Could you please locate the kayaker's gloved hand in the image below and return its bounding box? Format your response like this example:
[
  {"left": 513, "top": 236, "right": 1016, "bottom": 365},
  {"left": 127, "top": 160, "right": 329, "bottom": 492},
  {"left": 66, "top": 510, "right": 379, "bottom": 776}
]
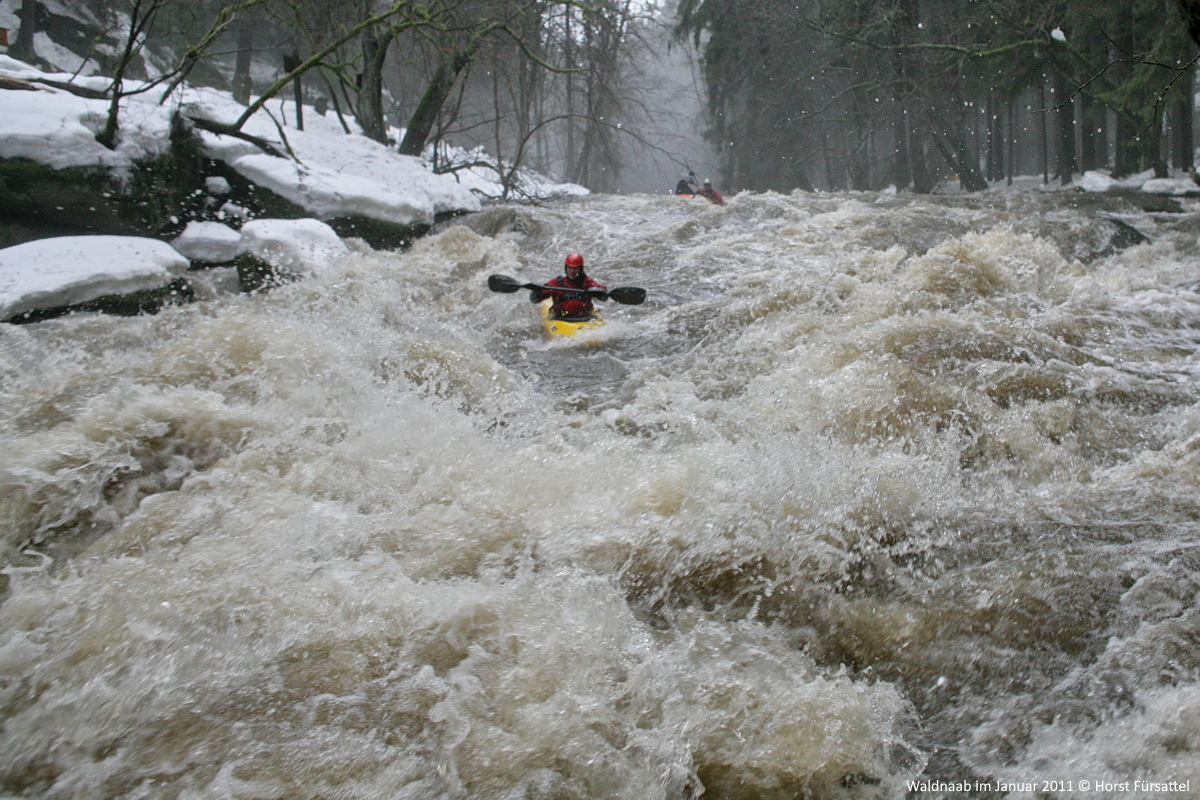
[
  {"left": 589, "top": 290, "right": 609, "bottom": 302},
  {"left": 529, "top": 290, "right": 542, "bottom": 303}
]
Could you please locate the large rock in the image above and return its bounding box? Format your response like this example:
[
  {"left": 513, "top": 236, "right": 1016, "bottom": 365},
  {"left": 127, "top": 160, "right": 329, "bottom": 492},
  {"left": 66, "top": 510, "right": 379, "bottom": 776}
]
[
  {"left": 233, "top": 218, "right": 350, "bottom": 292},
  {"left": 170, "top": 221, "right": 242, "bottom": 265},
  {"left": 0, "top": 235, "right": 193, "bottom": 323}
]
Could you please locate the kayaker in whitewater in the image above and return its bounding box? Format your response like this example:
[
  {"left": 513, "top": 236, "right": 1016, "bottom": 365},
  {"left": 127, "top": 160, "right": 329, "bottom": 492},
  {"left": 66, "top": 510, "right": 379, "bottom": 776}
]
[
  {"left": 697, "top": 178, "right": 725, "bottom": 205},
  {"left": 529, "top": 253, "right": 608, "bottom": 320},
  {"left": 674, "top": 175, "right": 695, "bottom": 195}
]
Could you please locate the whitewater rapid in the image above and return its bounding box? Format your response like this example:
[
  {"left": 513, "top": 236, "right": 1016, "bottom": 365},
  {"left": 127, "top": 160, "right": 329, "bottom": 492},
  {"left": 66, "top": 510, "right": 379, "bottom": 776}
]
[{"left": 3, "top": 188, "right": 1200, "bottom": 798}]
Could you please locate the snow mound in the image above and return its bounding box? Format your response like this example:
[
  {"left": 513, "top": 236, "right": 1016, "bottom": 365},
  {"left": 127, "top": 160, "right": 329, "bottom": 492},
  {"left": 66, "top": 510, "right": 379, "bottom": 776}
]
[
  {"left": 171, "top": 221, "right": 242, "bottom": 263},
  {"left": 0, "top": 235, "right": 188, "bottom": 320},
  {"left": 1141, "top": 177, "right": 1200, "bottom": 196},
  {"left": 236, "top": 218, "right": 349, "bottom": 274},
  {"left": 1080, "top": 171, "right": 1116, "bottom": 193}
]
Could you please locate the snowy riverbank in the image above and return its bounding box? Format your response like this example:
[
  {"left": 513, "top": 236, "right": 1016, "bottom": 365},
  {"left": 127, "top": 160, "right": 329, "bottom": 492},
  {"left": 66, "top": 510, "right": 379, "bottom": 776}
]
[{"left": 0, "top": 53, "right": 589, "bottom": 321}]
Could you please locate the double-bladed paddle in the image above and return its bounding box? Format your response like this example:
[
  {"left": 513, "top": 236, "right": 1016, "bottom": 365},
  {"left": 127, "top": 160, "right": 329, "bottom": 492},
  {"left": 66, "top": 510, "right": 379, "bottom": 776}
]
[{"left": 488, "top": 274, "right": 646, "bottom": 305}]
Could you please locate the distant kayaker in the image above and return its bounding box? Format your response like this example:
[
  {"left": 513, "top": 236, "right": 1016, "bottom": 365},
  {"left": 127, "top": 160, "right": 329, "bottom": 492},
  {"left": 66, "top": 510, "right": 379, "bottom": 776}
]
[
  {"left": 674, "top": 175, "right": 694, "bottom": 195},
  {"left": 697, "top": 179, "right": 725, "bottom": 205},
  {"left": 530, "top": 253, "right": 608, "bottom": 320}
]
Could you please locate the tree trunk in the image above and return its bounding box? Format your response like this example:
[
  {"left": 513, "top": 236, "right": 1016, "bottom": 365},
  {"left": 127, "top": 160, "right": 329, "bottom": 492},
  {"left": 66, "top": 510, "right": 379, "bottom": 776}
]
[
  {"left": 1054, "top": 71, "right": 1075, "bottom": 185},
  {"left": 9, "top": 0, "right": 38, "bottom": 64},
  {"left": 1079, "top": 92, "right": 1101, "bottom": 173},
  {"left": 282, "top": 54, "right": 304, "bottom": 131},
  {"left": 986, "top": 93, "right": 1004, "bottom": 183},
  {"left": 564, "top": 9, "right": 577, "bottom": 183},
  {"left": 984, "top": 94, "right": 994, "bottom": 182},
  {"left": 1006, "top": 100, "right": 1014, "bottom": 186},
  {"left": 1039, "top": 82, "right": 1050, "bottom": 183},
  {"left": 848, "top": 91, "right": 871, "bottom": 190},
  {"left": 890, "top": 0, "right": 924, "bottom": 191},
  {"left": 398, "top": 50, "right": 473, "bottom": 157},
  {"left": 356, "top": 27, "right": 395, "bottom": 144},
  {"left": 1094, "top": 104, "right": 1109, "bottom": 173},
  {"left": 910, "top": 126, "right": 934, "bottom": 194},
  {"left": 1172, "top": 90, "right": 1194, "bottom": 173},
  {"left": 891, "top": 104, "right": 911, "bottom": 191},
  {"left": 98, "top": 0, "right": 159, "bottom": 150},
  {"left": 233, "top": 18, "right": 254, "bottom": 105},
  {"left": 1114, "top": 112, "right": 1136, "bottom": 177},
  {"left": 1178, "top": 0, "right": 1200, "bottom": 46},
  {"left": 821, "top": 130, "right": 836, "bottom": 189},
  {"left": 931, "top": 127, "right": 988, "bottom": 192}
]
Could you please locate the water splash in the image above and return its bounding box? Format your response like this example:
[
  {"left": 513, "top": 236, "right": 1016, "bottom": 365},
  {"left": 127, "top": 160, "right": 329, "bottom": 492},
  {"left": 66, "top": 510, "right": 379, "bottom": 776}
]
[{"left": 3, "top": 189, "right": 1200, "bottom": 797}]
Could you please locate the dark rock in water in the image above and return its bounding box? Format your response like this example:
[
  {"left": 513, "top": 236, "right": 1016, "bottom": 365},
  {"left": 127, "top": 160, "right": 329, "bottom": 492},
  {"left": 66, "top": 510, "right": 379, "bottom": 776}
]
[
  {"left": 5, "top": 278, "right": 195, "bottom": 324},
  {"left": 0, "top": 116, "right": 217, "bottom": 245},
  {"left": 1102, "top": 216, "right": 1150, "bottom": 250},
  {"left": 1048, "top": 187, "right": 1186, "bottom": 215},
  {"left": 447, "top": 206, "right": 539, "bottom": 239},
  {"left": 232, "top": 252, "right": 297, "bottom": 293},
  {"left": 1101, "top": 188, "right": 1189, "bottom": 214},
  {"left": 326, "top": 215, "right": 429, "bottom": 251},
  {"left": 1037, "top": 212, "right": 1151, "bottom": 265},
  {"left": 0, "top": 159, "right": 152, "bottom": 246}
]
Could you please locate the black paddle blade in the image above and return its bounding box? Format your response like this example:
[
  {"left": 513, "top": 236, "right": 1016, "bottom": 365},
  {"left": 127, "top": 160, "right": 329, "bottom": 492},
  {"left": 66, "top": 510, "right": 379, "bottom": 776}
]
[
  {"left": 488, "top": 274, "right": 522, "bottom": 293},
  {"left": 608, "top": 287, "right": 646, "bottom": 305}
]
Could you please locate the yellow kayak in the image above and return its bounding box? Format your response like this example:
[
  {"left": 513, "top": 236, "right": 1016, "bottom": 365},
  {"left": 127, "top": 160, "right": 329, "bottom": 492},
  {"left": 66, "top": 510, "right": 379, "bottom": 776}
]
[{"left": 539, "top": 299, "right": 604, "bottom": 338}]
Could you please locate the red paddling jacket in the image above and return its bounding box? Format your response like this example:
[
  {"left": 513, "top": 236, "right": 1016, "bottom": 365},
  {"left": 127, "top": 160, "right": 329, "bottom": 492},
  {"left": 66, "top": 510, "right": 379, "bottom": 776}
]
[{"left": 531, "top": 275, "right": 607, "bottom": 319}]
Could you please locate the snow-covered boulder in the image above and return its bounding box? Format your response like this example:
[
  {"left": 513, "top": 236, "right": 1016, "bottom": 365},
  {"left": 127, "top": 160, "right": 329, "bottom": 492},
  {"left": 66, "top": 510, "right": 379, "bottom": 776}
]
[
  {"left": 227, "top": 151, "right": 471, "bottom": 229},
  {"left": 1141, "top": 177, "right": 1200, "bottom": 196},
  {"left": 1080, "top": 171, "right": 1116, "bottom": 193},
  {"left": 205, "top": 176, "right": 232, "bottom": 195},
  {"left": 0, "top": 58, "right": 173, "bottom": 176},
  {"left": 0, "top": 235, "right": 191, "bottom": 322},
  {"left": 237, "top": 218, "right": 348, "bottom": 269},
  {"left": 171, "top": 221, "right": 242, "bottom": 264},
  {"left": 234, "top": 218, "right": 349, "bottom": 291}
]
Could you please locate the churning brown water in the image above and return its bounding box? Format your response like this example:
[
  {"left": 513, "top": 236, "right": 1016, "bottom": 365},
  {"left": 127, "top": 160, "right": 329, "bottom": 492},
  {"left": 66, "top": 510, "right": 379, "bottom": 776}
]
[{"left": 3, "top": 189, "right": 1200, "bottom": 799}]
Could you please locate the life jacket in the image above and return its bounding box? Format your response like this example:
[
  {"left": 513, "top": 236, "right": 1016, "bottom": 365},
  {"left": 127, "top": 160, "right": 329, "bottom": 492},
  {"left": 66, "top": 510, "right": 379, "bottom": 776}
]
[{"left": 543, "top": 275, "right": 606, "bottom": 319}]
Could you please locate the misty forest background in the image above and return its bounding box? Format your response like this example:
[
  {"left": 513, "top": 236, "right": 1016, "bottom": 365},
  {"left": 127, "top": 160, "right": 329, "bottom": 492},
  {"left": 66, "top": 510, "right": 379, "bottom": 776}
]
[{"left": 6, "top": 0, "right": 1200, "bottom": 197}]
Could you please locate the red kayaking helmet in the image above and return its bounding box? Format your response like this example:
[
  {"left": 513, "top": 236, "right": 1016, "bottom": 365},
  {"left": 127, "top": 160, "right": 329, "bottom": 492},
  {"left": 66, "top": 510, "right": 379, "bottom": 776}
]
[{"left": 564, "top": 253, "right": 585, "bottom": 268}]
